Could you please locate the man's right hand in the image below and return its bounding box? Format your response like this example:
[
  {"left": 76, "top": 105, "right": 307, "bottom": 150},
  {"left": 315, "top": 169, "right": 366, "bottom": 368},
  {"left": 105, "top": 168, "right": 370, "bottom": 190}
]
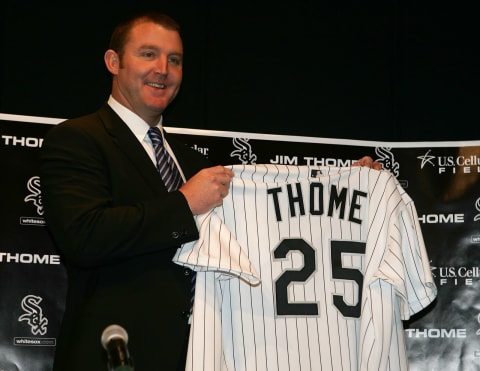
[{"left": 179, "top": 165, "right": 234, "bottom": 215}]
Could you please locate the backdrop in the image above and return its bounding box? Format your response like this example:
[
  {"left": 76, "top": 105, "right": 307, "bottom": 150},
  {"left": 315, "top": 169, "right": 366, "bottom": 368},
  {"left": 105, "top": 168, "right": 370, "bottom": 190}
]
[{"left": 1, "top": 113, "right": 480, "bottom": 370}]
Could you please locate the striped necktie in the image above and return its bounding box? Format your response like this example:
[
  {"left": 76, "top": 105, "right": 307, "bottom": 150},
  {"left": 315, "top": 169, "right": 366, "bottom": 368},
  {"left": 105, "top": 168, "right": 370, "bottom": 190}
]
[{"left": 147, "top": 127, "right": 183, "bottom": 192}]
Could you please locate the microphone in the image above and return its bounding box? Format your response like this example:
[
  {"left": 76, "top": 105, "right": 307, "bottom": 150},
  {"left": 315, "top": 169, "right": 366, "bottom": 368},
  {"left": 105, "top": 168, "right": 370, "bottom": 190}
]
[{"left": 101, "top": 324, "right": 135, "bottom": 371}]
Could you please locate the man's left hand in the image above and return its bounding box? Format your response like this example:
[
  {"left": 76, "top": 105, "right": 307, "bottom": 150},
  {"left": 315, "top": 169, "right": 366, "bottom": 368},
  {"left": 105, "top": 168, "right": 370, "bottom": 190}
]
[{"left": 352, "top": 156, "right": 382, "bottom": 170}]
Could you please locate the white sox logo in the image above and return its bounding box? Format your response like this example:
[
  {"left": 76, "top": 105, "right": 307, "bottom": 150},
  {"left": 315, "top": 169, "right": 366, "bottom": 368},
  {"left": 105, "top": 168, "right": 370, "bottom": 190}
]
[
  {"left": 24, "top": 176, "right": 43, "bottom": 216},
  {"left": 375, "top": 147, "right": 400, "bottom": 177},
  {"left": 474, "top": 198, "right": 480, "bottom": 222},
  {"left": 18, "top": 295, "right": 48, "bottom": 335},
  {"left": 230, "top": 138, "right": 257, "bottom": 164}
]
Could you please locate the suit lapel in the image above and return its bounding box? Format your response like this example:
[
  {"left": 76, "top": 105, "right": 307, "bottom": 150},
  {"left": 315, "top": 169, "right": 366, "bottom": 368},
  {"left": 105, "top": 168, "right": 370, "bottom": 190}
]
[{"left": 97, "top": 104, "right": 168, "bottom": 193}]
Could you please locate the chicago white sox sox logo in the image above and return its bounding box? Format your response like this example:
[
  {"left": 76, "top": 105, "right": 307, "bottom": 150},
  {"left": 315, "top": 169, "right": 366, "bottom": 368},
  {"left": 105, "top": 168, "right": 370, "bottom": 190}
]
[
  {"left": 24, "top": 176, "right": 44, "bottom": 216},
  {"left": 230, "top": 137, "right": 257, "bottom": 164},
  {"left": 18, "top": 295, "right": 49, "bottom": 335}
]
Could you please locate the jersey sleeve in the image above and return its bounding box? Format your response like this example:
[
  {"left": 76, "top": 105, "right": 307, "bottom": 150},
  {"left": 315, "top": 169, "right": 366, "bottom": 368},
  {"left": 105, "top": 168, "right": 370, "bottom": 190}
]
[
  {"left": 373, "top": 178, "right": 437, "bottom": 319},
  {"left": 396, "top": 198, "right": 437, "bottom": 317},
  {"left": 172, "top": 209, "right": 261, "bottom": 285}
]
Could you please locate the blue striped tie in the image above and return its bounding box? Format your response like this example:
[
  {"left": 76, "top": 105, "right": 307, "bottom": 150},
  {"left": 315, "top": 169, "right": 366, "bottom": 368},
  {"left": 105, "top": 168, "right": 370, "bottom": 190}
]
[
  {"left": 147, "top": 126, "right": 196, "bottom": 316},
  {"left": 147, "top": 127, "right": 183, "bottom": 192}
]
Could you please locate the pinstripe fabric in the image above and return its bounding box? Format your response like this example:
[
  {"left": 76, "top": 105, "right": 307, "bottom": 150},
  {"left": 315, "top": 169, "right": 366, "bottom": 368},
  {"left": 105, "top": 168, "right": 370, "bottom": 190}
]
[{"left": 173, "top": 165, "right": 437, "bottom": 371}]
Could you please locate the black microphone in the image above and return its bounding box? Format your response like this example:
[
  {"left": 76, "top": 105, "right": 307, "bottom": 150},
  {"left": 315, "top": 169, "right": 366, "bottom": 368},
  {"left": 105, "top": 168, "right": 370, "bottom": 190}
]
[{"left": 101, "top": 324, "right": 135, "bottom": 371}]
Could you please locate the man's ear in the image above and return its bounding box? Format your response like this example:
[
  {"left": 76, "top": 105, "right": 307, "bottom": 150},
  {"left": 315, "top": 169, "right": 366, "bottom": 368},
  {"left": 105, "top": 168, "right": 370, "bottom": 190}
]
[{"left": 104, "top": 49, "right": 120, "bottom": 74}]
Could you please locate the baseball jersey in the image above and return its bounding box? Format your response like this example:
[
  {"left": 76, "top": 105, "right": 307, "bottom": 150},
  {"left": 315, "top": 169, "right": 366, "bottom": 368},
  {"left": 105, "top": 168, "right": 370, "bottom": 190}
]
[{"left": 173, "top": 164, "right": 437, "bottom": 371}]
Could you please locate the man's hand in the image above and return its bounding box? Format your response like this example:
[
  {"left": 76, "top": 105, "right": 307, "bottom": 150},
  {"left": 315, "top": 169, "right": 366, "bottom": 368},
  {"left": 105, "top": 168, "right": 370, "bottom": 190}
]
[
  {"left": 352, "top": 156, "right": 382, "bottom": 170},
  {"left": 179, "top": 165, "right": 235, "bottom": 215}
]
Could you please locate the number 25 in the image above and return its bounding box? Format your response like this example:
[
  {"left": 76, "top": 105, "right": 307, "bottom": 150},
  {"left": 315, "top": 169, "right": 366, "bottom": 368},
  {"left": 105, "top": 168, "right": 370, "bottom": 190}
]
[{"left": 273, "top": 238, "right": 365, "bottom": 318}]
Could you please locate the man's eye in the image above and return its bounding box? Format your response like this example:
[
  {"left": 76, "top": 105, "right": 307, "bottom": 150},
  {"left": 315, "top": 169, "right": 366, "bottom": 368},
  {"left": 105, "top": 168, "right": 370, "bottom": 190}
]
[
  {"left": 142, "top": 51, "right": 155, "bottom": 59},
  {"left": 168, "top": 56, "right": 182, "bottom": 66}
]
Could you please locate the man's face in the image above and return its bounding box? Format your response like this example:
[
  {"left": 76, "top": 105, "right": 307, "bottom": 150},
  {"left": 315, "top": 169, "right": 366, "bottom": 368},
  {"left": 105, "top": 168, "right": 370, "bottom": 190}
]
[{"left": 110, "top": 21, "right": 183, "bottom": 124}]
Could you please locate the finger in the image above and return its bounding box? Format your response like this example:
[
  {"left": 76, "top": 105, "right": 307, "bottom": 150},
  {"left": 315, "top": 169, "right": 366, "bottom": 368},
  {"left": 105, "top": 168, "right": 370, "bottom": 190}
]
[
  {"left": 373, "top": 161, "right": 383, "bottom": 170},
  {"left": 219, "top": 166, "right": 235, "bottom": 178}
]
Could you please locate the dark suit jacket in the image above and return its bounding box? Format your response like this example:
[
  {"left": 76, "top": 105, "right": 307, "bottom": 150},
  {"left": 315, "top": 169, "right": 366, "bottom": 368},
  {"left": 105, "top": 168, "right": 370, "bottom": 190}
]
[{"left": 40, "top": 103, "right": 212, "bottom": 371}]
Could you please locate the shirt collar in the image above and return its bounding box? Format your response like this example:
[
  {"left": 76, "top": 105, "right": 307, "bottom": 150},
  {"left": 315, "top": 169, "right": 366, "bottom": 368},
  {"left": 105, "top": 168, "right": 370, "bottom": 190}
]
[{"left": 107, "top": 95, "right": 163, "bottom": 142}]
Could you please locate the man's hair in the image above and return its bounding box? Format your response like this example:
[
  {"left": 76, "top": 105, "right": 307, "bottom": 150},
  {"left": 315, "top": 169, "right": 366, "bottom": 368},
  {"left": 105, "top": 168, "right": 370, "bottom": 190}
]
[{"left": 109, "top": 12, "right": 181, "bottom": 57}]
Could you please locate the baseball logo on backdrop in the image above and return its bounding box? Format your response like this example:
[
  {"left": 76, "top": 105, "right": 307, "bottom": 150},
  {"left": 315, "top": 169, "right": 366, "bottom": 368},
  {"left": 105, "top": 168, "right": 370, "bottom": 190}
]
[
  {"left": 21, "top": 175, "right": 45, "bottom": 226},
  {"left": 15, "top": 294, "right": 56, "bottom": 347},
  {"left": 230, "top": 137, "right": 257, "bottom": 164}
]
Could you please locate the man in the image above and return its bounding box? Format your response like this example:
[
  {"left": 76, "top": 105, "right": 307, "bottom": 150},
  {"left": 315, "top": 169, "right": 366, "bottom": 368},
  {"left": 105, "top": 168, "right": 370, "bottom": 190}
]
[
  {"left": 40, "top": 11, "right": 380, "bottom": 371},
  {"left": 40, "top": 12, "right": 233, "bottom": 371}
]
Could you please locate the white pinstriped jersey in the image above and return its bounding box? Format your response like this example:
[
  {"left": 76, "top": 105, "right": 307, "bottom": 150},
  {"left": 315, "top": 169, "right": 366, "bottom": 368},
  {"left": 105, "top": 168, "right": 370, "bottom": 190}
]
[{"left": 173, "top": 164, "right": 437, "bottom": 371}]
